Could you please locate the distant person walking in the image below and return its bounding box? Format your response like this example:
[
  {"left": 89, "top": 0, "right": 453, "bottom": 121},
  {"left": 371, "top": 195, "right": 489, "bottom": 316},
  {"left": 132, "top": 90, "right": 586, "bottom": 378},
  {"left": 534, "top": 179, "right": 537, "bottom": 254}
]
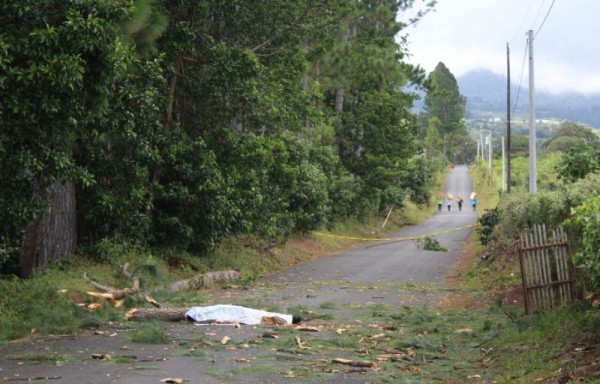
[
  {"left": 446, "top": 198, "right": 452, "bottom": 211},
  {"left": 437, "top": 196, "right": 443, "bottom": 212},
  {"left": 457, "top": 196, "right": 464, "bottom": 211},
  {"left": 470, "top": 192, "right": 478, "bottom": 212}
]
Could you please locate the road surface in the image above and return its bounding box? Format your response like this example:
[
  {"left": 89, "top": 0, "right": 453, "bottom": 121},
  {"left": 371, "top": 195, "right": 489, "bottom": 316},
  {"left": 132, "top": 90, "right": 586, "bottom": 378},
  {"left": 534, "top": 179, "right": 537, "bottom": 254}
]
[{"left": 0, "top": 165, "right": 479, "bottom": 384}]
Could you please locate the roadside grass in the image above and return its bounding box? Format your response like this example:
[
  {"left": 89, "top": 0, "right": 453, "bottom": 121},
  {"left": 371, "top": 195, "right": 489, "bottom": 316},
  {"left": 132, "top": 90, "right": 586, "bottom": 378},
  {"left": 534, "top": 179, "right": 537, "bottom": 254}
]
[
  {"left": 124, "top": 323, "right": 171, "bottom": 344},
  {"left": 8, "top": 351, "right": 76, "bottom": 365},
  {"left": 465, "top": 152, "right": 600, "bottom": 382},
  {"left": 487, "top": 303, "right": 600, "bottom": 383},
  {"left": 0, "top": 167, "right": 441, "bottom": 343}
]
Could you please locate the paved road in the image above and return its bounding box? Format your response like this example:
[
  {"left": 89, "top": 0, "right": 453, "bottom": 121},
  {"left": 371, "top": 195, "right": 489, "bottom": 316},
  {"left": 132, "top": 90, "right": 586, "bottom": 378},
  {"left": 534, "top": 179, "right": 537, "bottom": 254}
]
[
  {"left": 0, "top": 165, "right": 479, "bottom": 384},
  {"left": 249, "top": 164, "right": 478, "bottom": 308}
]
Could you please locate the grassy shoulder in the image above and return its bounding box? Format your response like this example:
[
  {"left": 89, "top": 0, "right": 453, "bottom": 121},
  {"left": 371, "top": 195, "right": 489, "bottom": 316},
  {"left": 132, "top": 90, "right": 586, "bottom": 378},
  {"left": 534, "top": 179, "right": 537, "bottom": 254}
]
[
  {"left": 452, "top": 158, "right": 600, "bottom": 383},
  {"left": 2, "top": 162, "right": 598, "bottom": 383},
  {"left": 0, "top": 190, "right": 438, "bottom": 343}
]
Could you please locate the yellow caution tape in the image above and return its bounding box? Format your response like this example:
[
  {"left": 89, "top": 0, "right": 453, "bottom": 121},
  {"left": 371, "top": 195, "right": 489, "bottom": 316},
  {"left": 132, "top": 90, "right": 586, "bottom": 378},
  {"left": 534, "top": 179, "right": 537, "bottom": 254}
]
[{"left": 313, "top": 223, "right": 478, "bottom": 242}]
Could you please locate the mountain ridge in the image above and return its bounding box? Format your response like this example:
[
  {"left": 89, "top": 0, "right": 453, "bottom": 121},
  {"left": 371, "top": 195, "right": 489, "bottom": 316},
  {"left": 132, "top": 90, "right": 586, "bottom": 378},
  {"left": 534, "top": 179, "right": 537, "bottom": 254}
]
[{"left": 457, "top": 69, "right": 600, "bottom": 129}]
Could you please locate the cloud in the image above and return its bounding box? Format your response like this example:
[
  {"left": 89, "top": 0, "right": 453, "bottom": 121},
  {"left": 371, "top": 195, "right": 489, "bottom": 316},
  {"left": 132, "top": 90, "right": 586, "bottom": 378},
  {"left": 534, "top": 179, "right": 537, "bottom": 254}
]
[{"left": 401, "top": 0, "right": 600, "bottom": 95}]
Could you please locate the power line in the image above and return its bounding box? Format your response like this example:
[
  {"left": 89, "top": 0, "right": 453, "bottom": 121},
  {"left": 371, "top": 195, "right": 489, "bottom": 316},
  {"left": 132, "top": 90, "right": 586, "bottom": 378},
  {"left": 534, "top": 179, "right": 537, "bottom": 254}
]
[
  {"left": 534, "top": 0, "right": 557, "bottom": 39},
  {"left": 510, "top": 0, "right": 535, "bottom": 43},
  {"left": 531, "top": 0, "right": 547, "bottom": 29},
  {"left": 512, "top": 39, "right": 529, "bottom": 115}
]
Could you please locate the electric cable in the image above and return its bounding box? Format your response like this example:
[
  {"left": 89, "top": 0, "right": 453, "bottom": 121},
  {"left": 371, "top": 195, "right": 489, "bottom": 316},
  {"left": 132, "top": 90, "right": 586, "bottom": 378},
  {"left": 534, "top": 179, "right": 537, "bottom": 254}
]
[
  {"left": 509, "top": 0, "right": 535, "bottom": 43},
  {"left": 512, "top": 39, "right": 529, "bottom": 115},
  {"left": 534, "top": 0, "right": 557, "bottom": 39},
  {"left": 531, "top": 0, "right": 547, "bottom": 30}
]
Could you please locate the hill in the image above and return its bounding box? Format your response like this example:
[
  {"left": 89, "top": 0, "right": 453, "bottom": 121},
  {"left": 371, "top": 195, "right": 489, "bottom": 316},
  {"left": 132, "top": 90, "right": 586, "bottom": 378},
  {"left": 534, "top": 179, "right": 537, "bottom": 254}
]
[{"left": 458, "top": 69, "right": 600, "bottom": 129}]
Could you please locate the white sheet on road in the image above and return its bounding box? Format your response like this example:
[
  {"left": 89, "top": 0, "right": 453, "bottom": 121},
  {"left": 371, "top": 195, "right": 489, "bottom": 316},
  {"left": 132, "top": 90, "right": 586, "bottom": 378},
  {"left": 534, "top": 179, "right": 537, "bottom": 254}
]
[{"left": 185, "top": 304, "right": 293, "bottom": 325}]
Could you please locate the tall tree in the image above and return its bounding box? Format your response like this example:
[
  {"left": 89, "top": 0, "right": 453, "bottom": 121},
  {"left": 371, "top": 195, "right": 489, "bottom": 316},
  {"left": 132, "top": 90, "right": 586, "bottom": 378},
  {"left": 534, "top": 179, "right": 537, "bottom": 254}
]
[
  {"left": 424, "top": 62, "right": 466, "bottom": 135},
  {"left": 318, "top": 0, "right": 430, "bottom": 210},
  {"left": 0, "top": 0, "right": 150, "bottom": 276},
  {"left": 423, "top": 62, "right": 473, "bottom": 161}
]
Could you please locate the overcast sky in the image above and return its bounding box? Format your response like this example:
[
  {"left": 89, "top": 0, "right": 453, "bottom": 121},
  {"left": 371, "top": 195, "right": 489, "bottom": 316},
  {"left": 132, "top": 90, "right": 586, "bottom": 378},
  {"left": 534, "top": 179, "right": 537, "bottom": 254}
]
[{"left": 402, "top": 0, "right": 600, "bottom": 95}]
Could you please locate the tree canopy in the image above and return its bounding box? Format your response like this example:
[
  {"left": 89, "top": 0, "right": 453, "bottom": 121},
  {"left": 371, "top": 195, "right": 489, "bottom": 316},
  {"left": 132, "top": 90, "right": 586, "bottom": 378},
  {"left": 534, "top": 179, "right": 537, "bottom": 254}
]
[
  {"left": 0, "top": 0, "right": 439, "bottom": 277},
  {"left": 421, "top": 62, "right": 475, "bottom": 163}
]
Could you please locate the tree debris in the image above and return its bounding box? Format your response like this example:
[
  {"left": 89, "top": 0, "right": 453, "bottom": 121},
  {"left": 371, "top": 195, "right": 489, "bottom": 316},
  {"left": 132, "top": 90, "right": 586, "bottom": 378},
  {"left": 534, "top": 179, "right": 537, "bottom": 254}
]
[
  {"left": 84, "top": 263, "right": 139, "bottom": 301},
  {"left": 2, "top": 376, "right": 62, "bottom": 382},
  {"left": 160, "top": 379, "right": 184, "bottom": 384},
  {"left": 295, "top": 336, "right": 310, "bottom": 350},
  {"left": 125, "top": 307, "right": 188, "bottom": 321},
  {"left": 169, "top": 270, "right": 241, "bottom": 291},
  {"left": 91, "top": 353, "right": 112, "bottom": 360},
  {"left": 332, "top": 358, "right": 378, "bottom": 368}
]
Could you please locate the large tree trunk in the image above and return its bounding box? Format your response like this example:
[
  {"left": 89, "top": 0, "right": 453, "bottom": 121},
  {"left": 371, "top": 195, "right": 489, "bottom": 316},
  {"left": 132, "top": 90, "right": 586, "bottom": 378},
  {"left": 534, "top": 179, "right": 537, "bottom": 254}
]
[
  {"left": 335, "top": 86, "right": 345, "bottom": 115},
  {"left": 20, "top": 181, "right": 77, "bottom": 278},
  {"left": 335, "top": 32, "right": 349, "bottom": 116}
]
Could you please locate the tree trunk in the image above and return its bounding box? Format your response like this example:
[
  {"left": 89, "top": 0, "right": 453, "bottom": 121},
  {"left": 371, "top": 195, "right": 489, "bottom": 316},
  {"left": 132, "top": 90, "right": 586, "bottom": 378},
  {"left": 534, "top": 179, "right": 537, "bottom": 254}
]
[
  {"left": 335, "top": 32, "right": 349, "bottom": 116},
  {"left": 126, "top": 307, "right": 189, "bottom": 322},
  {"left": 335, "top": 86, "right": 345, "bottom": 115},
  {"left": 20, "top": 181, "right": 77, "bottom": 278}
]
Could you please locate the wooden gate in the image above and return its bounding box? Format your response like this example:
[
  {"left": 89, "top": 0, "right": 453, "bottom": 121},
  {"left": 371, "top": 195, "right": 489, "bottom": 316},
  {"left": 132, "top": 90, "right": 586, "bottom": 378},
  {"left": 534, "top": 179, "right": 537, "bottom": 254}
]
[{"left": 518, "top": 224, "right": 575, "bottom": 315}]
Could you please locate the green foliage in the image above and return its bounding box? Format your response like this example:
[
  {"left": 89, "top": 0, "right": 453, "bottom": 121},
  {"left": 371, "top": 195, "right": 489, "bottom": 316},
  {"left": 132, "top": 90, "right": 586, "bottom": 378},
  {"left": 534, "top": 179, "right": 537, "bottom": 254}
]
[
  {"left": 563, "top": 195, "right": 600, "bottom": 294},
  {"left": 488, "top": 170, "right": 598, "bottom": 243},
  {"left": 0, "top": 0, "right": 164, "bottom": 274},
  {"left": 0, "top": 0, "right": 438, "bottom": 274},
  {"left": 414, "top": 236, "right": 447, "bottom": 252},
  {"left": 424, "top": 62, "right": 466, "bottom": 136},
  {"left": 125, "top": 323, "right": 170, "bottom": 344},
  {"left": 544, "top": 121, "right": 599, "bottom": 153},
  {"left": 490, "top": 304, "right": 600, "bottom": 383},
  {"left": 422, "top": 62, "right": 474, "bottom": 163},
  {"left": 0, "top": 275, "right": 85, "bottom": 340},
  {"left": 477, "top": 208, "right": 500, "bottom": 245},
  {"left": 556, "top": 143, "right": 600, "bottom": 183},
  {"left": 337, "top": 90, "right": 420, "bottom": 211}
]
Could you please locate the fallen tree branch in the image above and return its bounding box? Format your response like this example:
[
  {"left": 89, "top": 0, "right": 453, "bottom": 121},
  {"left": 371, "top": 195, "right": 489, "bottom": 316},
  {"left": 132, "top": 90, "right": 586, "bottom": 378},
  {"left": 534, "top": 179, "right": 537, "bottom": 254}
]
[
  {"left": 169, "top": 270, "right": 241, "bottom": 292},
  {"left": 84, "top": 266, "right": 242, "bottom": 321},
  {"left": 85, "top": 267, "right": 240, "bottom": 303},
  {"left": 84, "top": 263, "right": 139, "bottom": 300},
  {"left": 332, "top": 358, "right": 378, "bottom": 368},
  {"left": 2, "top": 377, "right": 61, "bottom": 382},
  {"left": 126, "top": 307, "right": 189, "bottom": 322}
]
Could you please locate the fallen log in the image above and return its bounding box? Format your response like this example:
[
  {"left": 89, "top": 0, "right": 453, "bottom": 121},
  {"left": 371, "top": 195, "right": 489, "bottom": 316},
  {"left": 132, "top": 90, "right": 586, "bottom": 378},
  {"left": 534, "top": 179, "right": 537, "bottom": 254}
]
[
  {"left": 85, "top": 268, "right": 240, "bottom": 303},
  {"left": 84, "top": 266, "right": 242, "bottom": 322},
  {"left": 126, "top": 307, "right": 189, "bottom": 322},
  {"left": 332, "top": 358, "right": 378, "bottom": 368},
  {"left": 169, "top": 269, "right": 241, "bottom": 292}
]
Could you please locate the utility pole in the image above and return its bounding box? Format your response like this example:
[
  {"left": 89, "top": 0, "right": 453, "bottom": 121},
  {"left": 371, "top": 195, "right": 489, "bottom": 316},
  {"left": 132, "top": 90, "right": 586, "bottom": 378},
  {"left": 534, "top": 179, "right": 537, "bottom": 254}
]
[
  {"left": 501, "top": 136, "right": 506, "bottom": 192},
  {"left": 480, "top": 131, "right": 485, "bottom": 160},
  {"left": 488, "top": 131, "right": 493, "bottom": 188},
  {"left": 528, "top": 30, "right": 537, "bottom": 193},
  {"left": 506, "top": 43, "right": 512, "bottom": 193}
]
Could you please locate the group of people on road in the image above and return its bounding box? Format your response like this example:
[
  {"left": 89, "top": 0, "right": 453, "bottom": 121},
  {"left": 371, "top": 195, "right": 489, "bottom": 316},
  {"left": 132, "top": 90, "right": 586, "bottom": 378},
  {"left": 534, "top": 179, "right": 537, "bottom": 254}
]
[
  {"left": 437, "top": 192, "right": 477, "bottom": 212},
  {"left": 437, "top": 163, "right": 478, "bottom": 212}
]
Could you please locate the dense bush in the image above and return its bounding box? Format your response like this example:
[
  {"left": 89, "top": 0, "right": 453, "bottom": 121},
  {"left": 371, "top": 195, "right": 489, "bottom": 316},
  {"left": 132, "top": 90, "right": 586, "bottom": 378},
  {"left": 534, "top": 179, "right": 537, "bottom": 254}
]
[
  {"left": 491, "top": 172, "right": 600, "bottom": 242},
  {"left": 563, "top": 195, "right": 600, "bottom": 294},
  {"left": 477, "top": 208, "right": 499, "bottom": 246},
  {"left": 556, "top": 143, "right": 600, "bottom": 183},
  {"left": 488, "top": 172, "right": 600, "bottom": 293}
]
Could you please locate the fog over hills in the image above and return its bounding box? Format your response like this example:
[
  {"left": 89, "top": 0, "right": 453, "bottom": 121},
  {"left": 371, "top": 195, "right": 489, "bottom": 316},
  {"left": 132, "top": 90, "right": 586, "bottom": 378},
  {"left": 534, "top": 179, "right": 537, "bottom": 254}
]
[{"left": 457, "top": 69, "right": 600, "bottom": 129}]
